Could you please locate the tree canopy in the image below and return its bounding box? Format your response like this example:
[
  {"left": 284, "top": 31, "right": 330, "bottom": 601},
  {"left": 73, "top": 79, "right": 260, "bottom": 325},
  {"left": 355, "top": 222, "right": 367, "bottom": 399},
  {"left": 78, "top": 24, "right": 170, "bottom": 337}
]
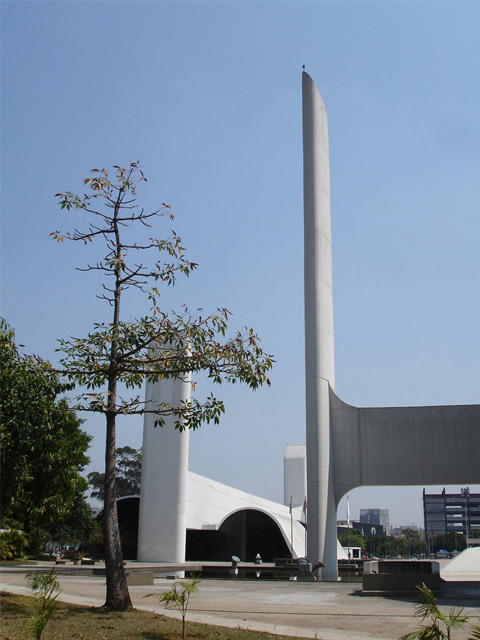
[
  {"left": 51, "top": 164, "right": 274, "bottom": 431},
  {"left": 0, "top": 319, "right": 91, "bottom": 534},
  {"left": 48, "top": 485, "right": 97, "bottom": 550},
  {"left": 338, "top": 530, "right": 366, "bottom": 552}
]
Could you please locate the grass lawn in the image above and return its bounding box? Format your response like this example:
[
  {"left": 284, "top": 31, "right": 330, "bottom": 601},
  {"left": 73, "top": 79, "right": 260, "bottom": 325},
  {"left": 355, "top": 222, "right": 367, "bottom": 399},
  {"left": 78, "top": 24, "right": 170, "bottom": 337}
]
[
  {"left": 0, "top": 592, "right": 304, "bottom": 640},
  {"left": 0, "top": 560, "right": 39, "bottom": 566}
]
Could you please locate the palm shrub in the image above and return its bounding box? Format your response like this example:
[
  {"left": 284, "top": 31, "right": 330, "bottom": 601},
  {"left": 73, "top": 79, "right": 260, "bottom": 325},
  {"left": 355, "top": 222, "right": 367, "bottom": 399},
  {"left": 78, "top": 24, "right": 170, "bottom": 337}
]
[
  {"left": 0, "top": 526, "right": 27, "bottom": 560},
  {"left": 0, "top": 535, "right": 14, "bottom": 561},
  {"left": 145, "top": 575, "right": 200, "bottom": 639},
  {"left": 400, "top": 583, "right": 480, "bottom": 640},
  {"left": 20, "top": 568, "right": 60, "bottom": 639}
]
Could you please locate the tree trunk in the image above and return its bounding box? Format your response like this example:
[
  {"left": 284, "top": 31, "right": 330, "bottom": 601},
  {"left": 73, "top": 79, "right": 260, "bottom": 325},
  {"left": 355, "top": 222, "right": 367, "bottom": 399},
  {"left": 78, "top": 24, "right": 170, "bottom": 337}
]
[
  {"left": 103, "top": 410, "right": 132, "bottom": 610},
  {"left": 103, "top": 185, "right": 132, "bottom": 609}
]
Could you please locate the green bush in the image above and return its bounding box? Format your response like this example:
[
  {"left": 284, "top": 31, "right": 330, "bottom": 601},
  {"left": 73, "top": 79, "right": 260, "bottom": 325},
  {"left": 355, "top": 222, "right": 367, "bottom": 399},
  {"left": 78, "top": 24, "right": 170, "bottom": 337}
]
[{"left": 0, "top": 527, "right": 27, "bottom": 560}]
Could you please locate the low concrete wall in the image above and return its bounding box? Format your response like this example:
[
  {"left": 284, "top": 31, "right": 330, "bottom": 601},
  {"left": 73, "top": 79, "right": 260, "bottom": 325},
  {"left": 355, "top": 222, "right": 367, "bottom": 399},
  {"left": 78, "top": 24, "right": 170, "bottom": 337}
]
[
  {"left": 126, "top": 571, "right": 154, "bottom": 586},
  {"left": 363, "top": 560, "right": 441, "bottom": 595}
]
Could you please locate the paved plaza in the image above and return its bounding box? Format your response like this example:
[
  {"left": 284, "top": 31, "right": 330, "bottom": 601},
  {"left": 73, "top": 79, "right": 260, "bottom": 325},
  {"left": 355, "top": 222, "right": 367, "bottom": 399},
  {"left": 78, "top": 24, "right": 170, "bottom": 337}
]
[{"left": 2, "top": 563, "right": 480, "bottom": 640}]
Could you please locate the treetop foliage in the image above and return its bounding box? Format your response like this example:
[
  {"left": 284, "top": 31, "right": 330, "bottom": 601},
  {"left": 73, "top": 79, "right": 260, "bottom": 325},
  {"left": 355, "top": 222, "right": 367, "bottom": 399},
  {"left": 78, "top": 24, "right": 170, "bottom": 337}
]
[{"left": 49, "top": 162, "right": 274, "bottom": 431}]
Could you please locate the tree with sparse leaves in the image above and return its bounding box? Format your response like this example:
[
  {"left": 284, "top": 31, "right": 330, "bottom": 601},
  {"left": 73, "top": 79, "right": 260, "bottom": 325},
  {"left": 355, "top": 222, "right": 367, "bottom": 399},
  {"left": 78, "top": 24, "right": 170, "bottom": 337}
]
[{"left": 49, "top": 163, "right": 274, "bottom": 610}]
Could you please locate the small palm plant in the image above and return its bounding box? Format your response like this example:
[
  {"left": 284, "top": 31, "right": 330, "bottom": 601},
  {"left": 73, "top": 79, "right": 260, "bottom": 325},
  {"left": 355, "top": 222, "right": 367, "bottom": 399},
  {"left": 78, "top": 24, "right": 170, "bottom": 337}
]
[
  {"left": 145, "top": 575, "right": 200, "bottom": 640},
  {"left": 401, "top": 583, "right": 480, "bottom": 640},
  {"left": 20, "top": 568, "right": 60, "bottom": 640}
]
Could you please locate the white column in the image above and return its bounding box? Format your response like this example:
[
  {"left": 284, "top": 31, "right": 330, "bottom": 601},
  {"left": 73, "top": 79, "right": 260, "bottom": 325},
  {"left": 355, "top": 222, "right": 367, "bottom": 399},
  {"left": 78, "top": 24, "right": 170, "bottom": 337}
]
[
  {"left": 283, "top": 443, "right": 307, "bottom": 508},
  {"left": 137, "top": 373, "right": 190, "bottom": 562},
  {"left": 302, "top": 71, "right": 338, "bottom": 579}
]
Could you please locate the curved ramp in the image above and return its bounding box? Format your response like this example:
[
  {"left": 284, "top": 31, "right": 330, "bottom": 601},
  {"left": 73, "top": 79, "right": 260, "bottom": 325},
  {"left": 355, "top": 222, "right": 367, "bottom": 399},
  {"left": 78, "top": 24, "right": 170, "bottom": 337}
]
[{"left": 441, "top": 548, "right": 480, "bottom": 581}]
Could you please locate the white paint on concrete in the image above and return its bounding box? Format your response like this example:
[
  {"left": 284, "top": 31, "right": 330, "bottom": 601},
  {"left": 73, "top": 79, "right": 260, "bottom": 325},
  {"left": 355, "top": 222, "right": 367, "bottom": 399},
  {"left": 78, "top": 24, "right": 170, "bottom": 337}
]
[
  {"left": 186, "top": 471, "right": 307, "bottom": 558},
  {"left": 441, "top": 547, "right": 480, "bottom": 581},
  {"left": 302, "top": 71, "right": 337, "bottom": 580},
  {"left": 284, "top": 443, "right": 307, "bottom": 508},
  {"left": 330, "top": 389, "right": 480, "bottom": 496},
  {"left": 302, "top": 71, "right": 480, "bottom": 581},
  {"left": 137, "top": 373, "right": 190, "bottom": 562},
  {"left": 137, "top": 73, "right": 479, "bottom": 575}
]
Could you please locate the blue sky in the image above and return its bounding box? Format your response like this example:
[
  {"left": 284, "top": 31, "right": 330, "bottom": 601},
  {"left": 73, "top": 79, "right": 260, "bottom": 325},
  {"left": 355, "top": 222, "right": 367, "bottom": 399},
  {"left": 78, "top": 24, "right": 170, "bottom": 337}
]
[{"left": 2, "top": 1, "right": 479, "bottom": 528}]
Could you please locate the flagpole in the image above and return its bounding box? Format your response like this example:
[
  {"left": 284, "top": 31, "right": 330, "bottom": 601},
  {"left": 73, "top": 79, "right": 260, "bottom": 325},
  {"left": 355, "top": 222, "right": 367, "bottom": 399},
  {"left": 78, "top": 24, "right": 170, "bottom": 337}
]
[
  {"left": 289, "top": 496, "right": 293, "bottom": 558},
  {"left": 347, "top": 495, "right": 351, "bottom": 562},
  {"left": 303, "top": 496, "right": 308, "bottom": 557}
]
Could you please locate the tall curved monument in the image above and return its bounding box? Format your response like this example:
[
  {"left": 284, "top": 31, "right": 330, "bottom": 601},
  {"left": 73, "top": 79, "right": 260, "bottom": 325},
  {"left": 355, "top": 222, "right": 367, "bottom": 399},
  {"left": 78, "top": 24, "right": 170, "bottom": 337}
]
[
  {"left": 137, "top": 72, "right": 479, "bottom": 577},
  {"left": 302, "top": 71, "right": 480, "bottom": 580},
  {"left": 302, "top": 72, "right": 337, "bottom": 579}
]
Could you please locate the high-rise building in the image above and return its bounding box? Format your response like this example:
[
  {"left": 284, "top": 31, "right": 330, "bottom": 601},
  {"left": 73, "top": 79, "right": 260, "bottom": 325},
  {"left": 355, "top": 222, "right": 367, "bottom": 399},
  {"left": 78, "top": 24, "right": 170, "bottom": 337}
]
[
  {"left": 360, "top": 508, "right": 390, "bottom": 531},
  {"left": 423, "top": 487, "right": 480, "bottom": 537}
]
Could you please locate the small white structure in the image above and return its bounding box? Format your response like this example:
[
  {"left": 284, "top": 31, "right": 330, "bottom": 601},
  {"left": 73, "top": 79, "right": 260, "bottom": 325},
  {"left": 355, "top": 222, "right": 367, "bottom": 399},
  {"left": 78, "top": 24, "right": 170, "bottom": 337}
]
[{"left": 339, "top": 546, "right": 362, "bottom": 560}]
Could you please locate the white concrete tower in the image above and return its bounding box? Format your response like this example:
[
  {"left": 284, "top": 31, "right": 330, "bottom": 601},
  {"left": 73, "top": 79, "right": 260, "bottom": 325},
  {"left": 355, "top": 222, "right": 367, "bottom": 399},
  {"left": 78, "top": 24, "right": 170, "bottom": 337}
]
[
  {"left": 283, "top": 443, "right": 307, "bottom": 508},
  {"left": 137, "top": 372, "right": 190, "bottom": 562},
  {"left": 302, "top": 71, "right": 338, "bottom": 579}
]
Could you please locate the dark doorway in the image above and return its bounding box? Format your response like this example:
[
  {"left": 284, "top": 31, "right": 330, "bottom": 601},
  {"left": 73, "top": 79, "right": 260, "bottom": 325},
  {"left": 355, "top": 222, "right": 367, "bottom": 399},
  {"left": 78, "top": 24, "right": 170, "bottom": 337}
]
[
  {"left": 186, "top": 529, "right": 227, "bottom": 561},
  {"left": 218, "top": 509, "right": 290, "bottom": 562},
  {"left": 95, "top": 496, "right": 140, "bottom": 560}
]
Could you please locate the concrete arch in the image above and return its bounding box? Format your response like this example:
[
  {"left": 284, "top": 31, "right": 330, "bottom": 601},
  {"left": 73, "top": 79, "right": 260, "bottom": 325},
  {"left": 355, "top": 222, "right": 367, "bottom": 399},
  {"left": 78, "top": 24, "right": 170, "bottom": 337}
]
[
  {"left": 218, "top": 506, "right": 288, "bottom": 535},
  {"left": 220, "top": 507, "right": 305, "bottom": 555},
  {"left": 94, "top": 494, "right": 140, "bottom": 517},
  {"left": 117, "top": 494, "right": 140, "bottom": 503},
  {"left": 218, "top": 508, "right": 296, "bottom": 562},
  {"left": 330, "top": 386, "right": 480, "bottom": 501}
]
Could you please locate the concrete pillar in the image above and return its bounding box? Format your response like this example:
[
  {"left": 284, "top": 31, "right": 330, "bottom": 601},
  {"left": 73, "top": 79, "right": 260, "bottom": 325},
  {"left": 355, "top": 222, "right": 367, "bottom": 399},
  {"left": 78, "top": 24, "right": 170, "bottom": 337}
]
[
  {"left": 137, "top": 372, "right": 190, "bottom": 562},
  {"left": 302, "top": 71, "right": 338, "bottom": 579}
]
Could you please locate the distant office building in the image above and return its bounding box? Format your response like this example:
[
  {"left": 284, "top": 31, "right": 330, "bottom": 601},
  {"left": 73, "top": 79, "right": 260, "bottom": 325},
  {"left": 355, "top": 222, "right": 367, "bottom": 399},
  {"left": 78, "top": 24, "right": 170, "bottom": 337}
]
[
  {"left": 390, "top": 525, "right": 422, "bottom": 537},
  {"left": 423, "top": 487, "right": 480, "bottom": 537},
  {"left": 338, "top": 520, "right": 385, "bottom": 537},
  {"left": 360, "top": 509, "right": 389, "bottom": 531}
]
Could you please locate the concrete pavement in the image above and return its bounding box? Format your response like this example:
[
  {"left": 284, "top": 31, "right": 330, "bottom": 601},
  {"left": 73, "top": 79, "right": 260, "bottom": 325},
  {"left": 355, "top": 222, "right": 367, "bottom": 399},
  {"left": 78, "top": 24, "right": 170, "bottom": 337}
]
[{"left": 2, "top": 563, "right": 480, "bottom": 640}]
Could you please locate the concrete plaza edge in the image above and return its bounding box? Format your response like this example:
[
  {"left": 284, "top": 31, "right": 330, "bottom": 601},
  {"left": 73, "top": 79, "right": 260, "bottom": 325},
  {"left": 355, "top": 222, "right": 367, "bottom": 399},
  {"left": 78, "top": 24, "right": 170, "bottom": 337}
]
[{"left": 2, "top": 562, "right": 480, "bottom": 640}]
